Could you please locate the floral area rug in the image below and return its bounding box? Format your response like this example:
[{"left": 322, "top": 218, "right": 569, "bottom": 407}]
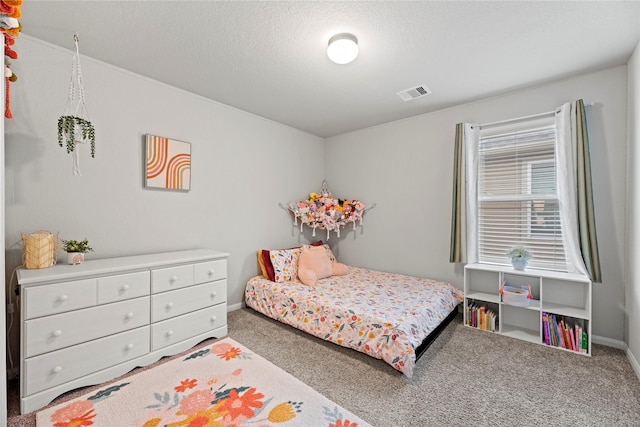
[{"left": 36, "top": 337, "right": 371, "bottom": 427}]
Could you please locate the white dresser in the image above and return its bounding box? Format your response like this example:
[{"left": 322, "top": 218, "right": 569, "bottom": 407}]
[{"left": 16, "top": 249, "right": 229, "bottom": 414}]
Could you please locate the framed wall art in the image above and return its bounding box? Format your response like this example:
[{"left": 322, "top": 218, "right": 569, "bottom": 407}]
[{"left": 145, "top": 134, "right": 191, "bottom": 191}]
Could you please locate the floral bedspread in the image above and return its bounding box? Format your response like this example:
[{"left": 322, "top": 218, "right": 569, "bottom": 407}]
[{"left": 245, "top": 267, "right": 463, "bottom": 378}]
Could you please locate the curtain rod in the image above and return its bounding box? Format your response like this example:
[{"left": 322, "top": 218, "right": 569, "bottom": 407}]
[
  {"left": 479, "top": 102, "right": 595, "bottom": 130},
  {"left": 479, "top": 109, "right": 557, "bottom": 130}
]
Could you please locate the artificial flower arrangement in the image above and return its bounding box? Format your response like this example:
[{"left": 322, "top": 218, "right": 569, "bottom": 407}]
[
  {"left": 289, "top": 190, "right": 365, "bottom": 239},
  {"left": 507, "top": 245, "right": 532, "bottom": 270},
  {"left": 507, "top": 245, "right": 532, "bottom": 261}
]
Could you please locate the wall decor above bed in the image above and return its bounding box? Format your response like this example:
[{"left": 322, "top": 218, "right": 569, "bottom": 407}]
[{"left": 282, "top": 180, "right": 373, "bottom": 240}]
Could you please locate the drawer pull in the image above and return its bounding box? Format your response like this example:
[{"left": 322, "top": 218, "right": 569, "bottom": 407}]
[
  {"left": 211, "top": 292, "right": 217, "bottom": 298},
  {"left": 166, "top": 302, "right": 174, "bottom": 309},
  {"left": 167, "top": 330, "right": 174, "bottom": 337},
  {"left": 52, "top": 330, "right": 62, "bottom": 337},
  {"left": 58, "top": 295, "right": 69, "bottom": 302},
  {"left": 52, "top": 366, "right": 63, "bottom": 374},
  {"left": 211, "top": 316, "right": 217, "bottom": 322},
  {"left": 169, "top": 276, "right": 178, "bottom": 284},
  {"left": 208, "top": 269, "right": 215, "bottom": 276},
  {"left": 125, "top": 343, "right": 134, "bottom": 350},
  {"left": 121, "top": 284, "right": 130, "bottom": 291},
  {"left": 125, "top": 312, "right": 135, "bottom": 320}
]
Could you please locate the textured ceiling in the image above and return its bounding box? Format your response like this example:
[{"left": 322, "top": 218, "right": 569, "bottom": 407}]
[{"left": 19, "top": 1, "right": 640, "bottom": 138}]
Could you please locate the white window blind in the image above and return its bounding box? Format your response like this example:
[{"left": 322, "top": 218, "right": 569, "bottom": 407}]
[{"left": 477, "top": 116, "right": 567, "bottom": 271}]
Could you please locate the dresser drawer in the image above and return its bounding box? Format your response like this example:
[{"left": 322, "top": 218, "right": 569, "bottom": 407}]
[
  {"left": 23, "top": 279, "right": 97, "bottom": 319},
  {"left": 151, "top": 305, "right": 226, "bottom": 351},
  {"left": 24, "top": 326, "right": 150, "bottom": 396},
  {"left": 151, "top": 280, "right": 227, "bottom": 322},
  {"left": 151, "top": 265, "right": 194, "bottom": 294},
  {"left": 194, "top": 259, "right": 227, "bottom": 284},
  {"left": 24, "top": 297, "right": 150, "bottom": 358},
  {"left": 97, "top": 271, "right": 150, "bottom": 304}
]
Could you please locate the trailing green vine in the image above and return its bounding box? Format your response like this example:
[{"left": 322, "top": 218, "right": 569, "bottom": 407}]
[{"left": 57, "top": 115, "right": 96, "bottom": 157}]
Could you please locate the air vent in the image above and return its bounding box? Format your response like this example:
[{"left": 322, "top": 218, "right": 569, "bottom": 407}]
[{"left": 396, "top": 85, "right": 432, "bottom": 101}]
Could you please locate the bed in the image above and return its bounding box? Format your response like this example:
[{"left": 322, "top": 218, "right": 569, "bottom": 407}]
[{"left": 245, "top": 251, "right": 463, "bottom": 378}]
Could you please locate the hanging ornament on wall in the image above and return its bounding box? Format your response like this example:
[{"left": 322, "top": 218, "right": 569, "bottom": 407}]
[{"left": 57, "top": 33, "right": 96, "bottom": 176}]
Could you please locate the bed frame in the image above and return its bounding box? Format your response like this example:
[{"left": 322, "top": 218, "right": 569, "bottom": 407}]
[{"left": 415, "top": 304, "right": 460, "bottom": 361}]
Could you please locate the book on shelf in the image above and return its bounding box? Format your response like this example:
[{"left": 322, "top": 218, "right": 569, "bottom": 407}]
[
  {"left": 568, "top": 327, "right": 576, "bottom": 351},
  {"left": 542, "top": 312, "right": 588, "bottom": 353},
  {"left": 554, "top": 315, "right": 565, "bottom": 348},
  {"left": 574, "top": 324, "right": 584, "bottom": 351},
  {"left": 542, "top": 312, "right": 550, "bottom": 345},
  {"left": 561, "top": 319, "right": 572, "bottom": 350},
  {"left": 544, "top": 312, "right": 552, "bottom": 346},
  {"left": 466, "top": 300, "right": 497, "bottom": 332}
]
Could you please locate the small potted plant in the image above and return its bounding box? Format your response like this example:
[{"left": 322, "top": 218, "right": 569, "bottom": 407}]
[
  {"left": 507, "top": 246, "right": 532, "bottom": 271},
  {"left": 61, "top": 238, "right": 93, "bottom": 265}
]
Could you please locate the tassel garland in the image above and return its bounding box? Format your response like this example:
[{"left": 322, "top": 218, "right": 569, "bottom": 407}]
[{"left": 1, "top": 0, "right": 21, "bottom": 118}]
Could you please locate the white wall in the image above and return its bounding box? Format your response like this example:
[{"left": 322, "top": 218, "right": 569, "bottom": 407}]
[
  {"left": 626, "top": 42, "right": 640, "bottom": 372},
  {"left": 326, "top": 66, "right": 628, "bottom": 343},
  {"left": 4, "top": 36, "right": 325, "bottom": 359}
]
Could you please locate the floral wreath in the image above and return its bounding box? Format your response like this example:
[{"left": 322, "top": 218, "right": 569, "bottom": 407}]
[{"left": 288, "top": 181, "right": 365, "bottom": 239}]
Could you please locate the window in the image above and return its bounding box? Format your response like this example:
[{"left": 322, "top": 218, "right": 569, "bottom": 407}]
[
  {"left": 476, "top": 116, "right": 566, "bottom": 271},
  {"left": 528, "top": 160, "right": 559, "bottom": 237}
]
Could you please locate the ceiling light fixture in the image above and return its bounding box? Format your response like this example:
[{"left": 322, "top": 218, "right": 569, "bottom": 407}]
[{"left": 327, "top": 33, "right": 358, "bottom": 64}]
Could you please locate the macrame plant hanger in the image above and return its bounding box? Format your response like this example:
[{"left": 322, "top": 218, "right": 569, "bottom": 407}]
[{"left": 59, "top": 33, "right": 95, "bottom": 176}]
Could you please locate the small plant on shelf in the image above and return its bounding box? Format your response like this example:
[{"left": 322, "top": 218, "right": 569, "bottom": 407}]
[
  {"left": 61, "top": 238, "right": 93, "bottom": 253},
  {"left": 61, "top": 238, "right": 93, "bottom": 265},
  {"left": 507, "top": 246, "right": 532, "bottom": 270},
  {"left": 507, "top": 245, "right": 531, "bottom": 259}
]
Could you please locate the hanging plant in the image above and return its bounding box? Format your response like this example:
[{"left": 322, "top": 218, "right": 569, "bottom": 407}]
[
  {"left": 58, "top": 33, "right": 96, "bottom": 175},
  {"left": 57, "top": 115, "right": 96, "bottom": 157}
]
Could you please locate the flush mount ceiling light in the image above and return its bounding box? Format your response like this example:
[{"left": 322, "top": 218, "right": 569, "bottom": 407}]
[{"left": 327, "top": 33, "right": 359, "bottom": 64}]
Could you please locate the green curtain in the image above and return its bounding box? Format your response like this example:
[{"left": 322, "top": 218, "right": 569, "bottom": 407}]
[
  {"left": 574, "top": 100, "right": 602, "bottom": 282},
  {"left": 449, "top": 123, "right": 463, "bottom": 263}
]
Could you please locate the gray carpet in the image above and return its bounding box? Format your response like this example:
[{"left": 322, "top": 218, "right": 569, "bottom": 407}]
[{"left": 8, "top": 308, "right": 640, "bottom": 426}]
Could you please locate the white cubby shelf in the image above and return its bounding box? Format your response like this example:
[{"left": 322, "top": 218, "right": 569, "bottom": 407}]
[{"left": 464, "top": 263, "right": 592, "bottom": 355}]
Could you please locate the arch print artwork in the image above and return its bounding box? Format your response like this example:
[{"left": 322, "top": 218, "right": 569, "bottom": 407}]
[{"left": 145, "top": 134, "right": 191, "bottom": 191}]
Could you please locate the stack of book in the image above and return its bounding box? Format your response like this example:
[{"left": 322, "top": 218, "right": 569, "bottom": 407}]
[
  {"left": 466, "top": 301, "right": 497, "bottom": 332},
  {"left": 542, "top": 312, "right": 588, "bottom": 353}
]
